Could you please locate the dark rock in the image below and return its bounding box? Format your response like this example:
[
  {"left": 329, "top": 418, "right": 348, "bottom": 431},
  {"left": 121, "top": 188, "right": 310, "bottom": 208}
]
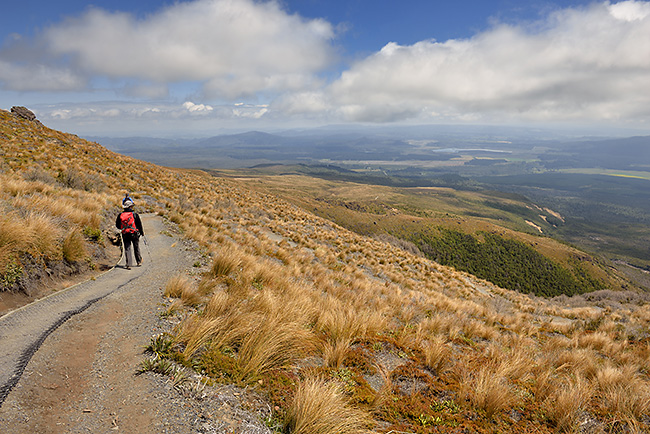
[{"left": 11, "top": 106, "right": 37, "bottom": 121}]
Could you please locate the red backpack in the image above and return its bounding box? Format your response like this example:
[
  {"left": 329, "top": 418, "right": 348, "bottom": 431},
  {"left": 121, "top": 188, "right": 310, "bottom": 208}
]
[{"left": 120, "top": 212, "right": 137, "bottom": 234}]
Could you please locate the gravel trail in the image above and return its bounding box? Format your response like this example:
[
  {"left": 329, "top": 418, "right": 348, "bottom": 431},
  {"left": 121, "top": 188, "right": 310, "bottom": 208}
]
[{"left": 0, "top": 214, "right": 273, "bottom": 434}]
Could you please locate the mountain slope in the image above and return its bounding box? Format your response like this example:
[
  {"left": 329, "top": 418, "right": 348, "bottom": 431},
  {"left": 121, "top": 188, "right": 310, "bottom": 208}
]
[
  {"left": 215, "top": 166, "right": 633, "bottom": 296},
  {"left": 2, "top": 109, "right": 650, "bottom": 434}
]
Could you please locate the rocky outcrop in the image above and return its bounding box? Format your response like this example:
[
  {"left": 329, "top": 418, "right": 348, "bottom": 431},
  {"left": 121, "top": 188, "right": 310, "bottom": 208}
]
[{"left": 11, "top": 106, "right": 42, "bottom": 126}]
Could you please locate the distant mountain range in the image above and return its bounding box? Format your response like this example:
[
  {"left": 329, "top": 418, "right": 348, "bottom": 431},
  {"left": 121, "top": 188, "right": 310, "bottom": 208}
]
[{"left": 88, "top": 126, "right": 650, "bottom": 171}]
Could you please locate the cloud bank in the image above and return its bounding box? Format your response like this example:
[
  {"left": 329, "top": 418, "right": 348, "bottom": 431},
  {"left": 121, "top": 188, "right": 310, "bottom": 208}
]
[
  {"left": 308, "top": 0, "right": 650, "bottom": 125},
  {"left": 1, "top": 0, "right": 335, "bottom": 98},
  {"left": 3, "top": 0, "right": 650, "bottom": 133}
]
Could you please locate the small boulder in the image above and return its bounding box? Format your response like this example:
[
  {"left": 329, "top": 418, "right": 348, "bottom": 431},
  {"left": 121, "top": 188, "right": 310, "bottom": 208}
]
[{"left": 11, "top": 106, "right": 37, "bottom": 121}]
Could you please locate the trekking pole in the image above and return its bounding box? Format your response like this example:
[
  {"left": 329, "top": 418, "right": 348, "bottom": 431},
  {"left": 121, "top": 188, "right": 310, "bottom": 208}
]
[
  {"left": 118, "top": 231, "right": 126, "bottom": 269},
  {"left": 142, "top": 234, "right": 153, "bottom": 263}
]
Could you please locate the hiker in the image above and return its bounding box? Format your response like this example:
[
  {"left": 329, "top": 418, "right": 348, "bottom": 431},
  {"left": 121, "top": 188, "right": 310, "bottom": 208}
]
[{"left": 116, "top": 198, "right": 144, "bottom": 270}]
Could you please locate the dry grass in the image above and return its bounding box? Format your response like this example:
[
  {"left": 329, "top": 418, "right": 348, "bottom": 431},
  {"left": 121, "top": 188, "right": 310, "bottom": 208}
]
[
  {"left": 542, "top": 375, "right": 592, "bottom": 433},
  {"left": 62, "top": 229, "right": 87, "bottom": 262},
  {"left": 283, "top": 377, "right": 370, "bottom": 434},
  {"left": 4, "top": 110, "right": 650, "bottom": 433},
  {"left": 420, "top": 335, "right": 452, "bottom": 374},
  {"left": 25, "top": 212, "right": 61, "bottom": 258},
  {"left": 459, "top": 365, "right": 520, "bottom": 418},
  {"left": 178, "top": 316, "right": 234, "bottom": 359},
  {"left": 203, "top": 290, "right": 232, "bottom": 318},
  {"left": 164, "top": 274, "right": 202, "bottom": 307},
  {"left": 0, "top": 211, "right": 33, "bottom": 255},
  {"left": 234, "top": 317, "right": 314, "bottom": 382},
  {"left": 596, "top": 365, "right": 650, "bottom": 419},
  {"left": 209, "top": 244, "right": 243, "bottom": 278}
]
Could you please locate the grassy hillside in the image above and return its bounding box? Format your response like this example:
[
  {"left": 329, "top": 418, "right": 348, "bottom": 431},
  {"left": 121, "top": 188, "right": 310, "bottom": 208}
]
[
  {"left": 2, "top": 110, "right": 650, "bottom": 434},
  {"left": 213, "top": 166, "right": 632, "bottom": 296}
]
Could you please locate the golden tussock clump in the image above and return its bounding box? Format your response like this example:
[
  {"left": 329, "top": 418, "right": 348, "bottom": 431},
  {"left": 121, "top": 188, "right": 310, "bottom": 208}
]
[{"left": 283, "top": 377, "right": 370, "bottom": 434}]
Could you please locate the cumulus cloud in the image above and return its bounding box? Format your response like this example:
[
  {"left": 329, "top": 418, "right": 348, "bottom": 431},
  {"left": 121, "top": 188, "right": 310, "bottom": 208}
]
[
  {"left": 40, "top": 0, "right": 334, "bottom": 98},
  {"left": 5, "top": 0, "right": 650, "bottom": 131},
  {"left": 283, "top": 0, "right": 650, "bottom": 125},
  {"left": 0, "top": 0, "right": 334, "bottom": 98},
  {"left": 183, "top": 101, "right": 214, "bottom": 113}
]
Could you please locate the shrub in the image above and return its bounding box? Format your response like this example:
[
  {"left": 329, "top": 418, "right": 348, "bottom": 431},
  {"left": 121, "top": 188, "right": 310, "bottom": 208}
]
[
  {"left": 83, "top": 226, "right": 103, "bottom": 243},
  {"left": 23, "top": 166, "right": 56, "bottom": 184}
]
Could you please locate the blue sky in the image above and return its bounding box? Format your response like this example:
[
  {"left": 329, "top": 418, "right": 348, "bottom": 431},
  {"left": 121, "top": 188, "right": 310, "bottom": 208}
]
[{"left": 1, "top": 0, "right": 649, "bottom": 136}]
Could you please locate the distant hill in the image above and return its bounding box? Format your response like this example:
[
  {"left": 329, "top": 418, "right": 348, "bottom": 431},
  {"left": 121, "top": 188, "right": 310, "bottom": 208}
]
[{"left": 540, "top": 135, "right": 650, "bottom": 170}]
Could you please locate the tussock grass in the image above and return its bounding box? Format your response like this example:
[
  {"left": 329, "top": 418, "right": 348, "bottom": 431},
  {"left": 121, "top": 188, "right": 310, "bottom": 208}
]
[
  {"left": 459, "top": 365, "right": 519, "bottom": 418},
  {"left": 234, "top": 317, "right": 314, "bottom": 382},
  {"left": 543, "top": 375, "right": 592, "bottom": 432},
  {"left": 164, "top": 274, "right": 201, "bottom": 307},
  {"left": 209, "top": 244, "right": 243, "bottom": 278},
  {"left": 178, "top": 316, "right": 234, "bottom": 359},
  {"left": 203, "top": 290, "right": 232, "bottom": 318},
  {"left": 283, "top": 377, "right": 370, "bottom": 434},
  {"left": 62, "top": 229, "right": 87, "bottom": 262},
  {"left": 0, "top": 211, "right": 33, "bottom": 254},
  {"left": 420, "top": 335, "right": 452, "bottom": 374},
  {"left": 5, "top": 111, "right": 650, "bottom": 433},
  {"left": 596, "top": 365, "right": 650, "bottom": 418},
  {"left": 550, "top": 347, "right": 599, "bottom": 379},
  {"left": 26, "top": 212, "right": 61, "bottom": 258}
]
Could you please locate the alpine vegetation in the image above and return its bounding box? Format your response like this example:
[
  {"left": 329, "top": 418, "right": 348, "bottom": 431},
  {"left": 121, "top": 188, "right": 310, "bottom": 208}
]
[{"left": 2, "top": 109, "right": 650, "bottom": 433}]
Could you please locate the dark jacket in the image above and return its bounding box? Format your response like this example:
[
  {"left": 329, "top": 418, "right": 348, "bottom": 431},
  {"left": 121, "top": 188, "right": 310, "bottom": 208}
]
[{"left": 116, "top": 209, "right": 144, "bottom": 236}]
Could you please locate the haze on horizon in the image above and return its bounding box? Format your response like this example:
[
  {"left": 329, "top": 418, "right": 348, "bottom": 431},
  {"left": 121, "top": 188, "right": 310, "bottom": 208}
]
[{"left": 1, "top": 0, "right": 650, "bottom": 137}]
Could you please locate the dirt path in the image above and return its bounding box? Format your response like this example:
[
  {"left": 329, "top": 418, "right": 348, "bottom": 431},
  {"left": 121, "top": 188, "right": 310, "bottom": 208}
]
[{"left": 0, "top": 214, "right": 272, "bottom": 434}]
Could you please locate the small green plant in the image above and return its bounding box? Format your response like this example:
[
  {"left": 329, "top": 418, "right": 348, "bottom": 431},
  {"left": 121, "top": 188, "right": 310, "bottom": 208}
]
[
  {"left": 169, "top": 366, "right": 192, "bottom": 390},
  {"left": 331, "top": 368, "right": 356, "bottom": 391},
  {"left": 145, "top": 333, "right": 175, "bottom": 358},
  {"left": 83, "top": 226, "right": 103, "bottom": 243},
  {"left": 430, "top": 399, "right": 461, "bottom": 414},
  {"left": 0, "top": 259, "right": 23, "bottom": 290},
  {"left": 418, "top": 414, "right": 444, "bottom": 427},
  {"left": 136, "top": 356, "right": 177, "bottom": 376}
]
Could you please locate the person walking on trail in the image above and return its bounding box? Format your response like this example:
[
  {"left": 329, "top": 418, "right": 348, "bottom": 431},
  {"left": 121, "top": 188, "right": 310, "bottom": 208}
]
[{"left": 116, "top": 198, "right": 144, "bottom": 270}]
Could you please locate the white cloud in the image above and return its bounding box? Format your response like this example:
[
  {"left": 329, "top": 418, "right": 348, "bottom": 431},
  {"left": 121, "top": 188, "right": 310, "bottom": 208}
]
[
  {"left": 0, "top": 61, "right": 85, "bottom": 91},
  {"left": 5, "top": 0, "right": 650, "bottom": 131},
  {"left": 609, "top": 0, "right": 650, "bottom": 20},
  {"left": 233, "top": 104, "right": 269, "bottom": 119},
  {"left": 183, "top": 101, "right": 214, "bottom": 113},
  {"left": 283, "top": 0, "right": 650, "bottom": 126},
  {"left": 34, "top": 101, "right": 279, "bottom": 136},
  {"left": 38, "top": 0, "right": 335, "bottom": 99}
]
